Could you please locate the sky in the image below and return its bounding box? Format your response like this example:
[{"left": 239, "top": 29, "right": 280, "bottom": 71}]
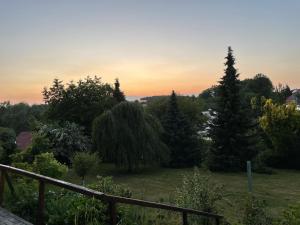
[{"left": 0, "top": 0, "right": 299, "bottom": 103}]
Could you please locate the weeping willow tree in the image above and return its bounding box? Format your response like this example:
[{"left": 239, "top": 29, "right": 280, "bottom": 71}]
[{"left": 92, "top": 102, "right": 169, "bottom": 172}]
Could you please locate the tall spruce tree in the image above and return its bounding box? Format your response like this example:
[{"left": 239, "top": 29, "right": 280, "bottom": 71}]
[
  {"left": 113, "top": 78, "right": 126, "bottom": 102},
  {"left": 208, "top": 47, "right": 255, "bottom": 171},
  {"left": 163, "top": 91, "right": 200, "bottom": 167}
]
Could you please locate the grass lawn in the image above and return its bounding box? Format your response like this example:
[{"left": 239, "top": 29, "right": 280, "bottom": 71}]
[{"left": 65, "top": 163, "right": 300, "bottom": 224}]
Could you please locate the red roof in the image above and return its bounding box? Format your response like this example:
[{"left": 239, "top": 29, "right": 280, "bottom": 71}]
[{"left": 16, "top": 132, "right": 32, "bottom": 150}]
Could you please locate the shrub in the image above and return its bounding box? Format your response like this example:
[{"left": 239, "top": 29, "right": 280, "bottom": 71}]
[
  {"left": 37, "top": 122, "right": 91, "bottom": 165},
  {"left": 72, "top": 152, "right": 98, "bottom": 185},
  {"left": 175, "top": 168, "right": 224, "bottom": 224},
  {"left": 32, "top": 152, "right": 68, "bottom": 178},
  {"left": 252, "top": 152, "right": 274, "bottom": 174},
  {"left": 278, "top": 203, "right": 300, "bottom": 225},
  {"left": 5, "top": 180, "right": 38, "bottom": 223},
  {"left": 259, "top": 100, "right": 300, "bottom": 169},
  {"left": 240, "top": 195, "right": 272, "bottom": 225},
  {"left": 0, "top": 127, "right": 16, "bottom": 164},
  {"left": 47, "top": 176, "right": 132, "bottom": 225},
  {"left": 6, "top": 176, "right": 132, "bottom": 225}
]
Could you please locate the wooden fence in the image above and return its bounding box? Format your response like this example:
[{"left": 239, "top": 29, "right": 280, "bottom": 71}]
[{"left": 0, "top": 164, "right": 223, "bottom": 225}]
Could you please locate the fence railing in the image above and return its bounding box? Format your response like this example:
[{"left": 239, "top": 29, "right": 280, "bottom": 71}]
[{"left": 0, "top": 164, "right": 223, "bottom": 225}]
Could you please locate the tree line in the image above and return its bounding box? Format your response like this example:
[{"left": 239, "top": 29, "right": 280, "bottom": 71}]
[{"left": 0, "top": 47, "right": 299, "bottom": 173}]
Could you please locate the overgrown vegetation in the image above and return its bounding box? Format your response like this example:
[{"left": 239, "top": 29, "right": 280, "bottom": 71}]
[
  {"left": 175, "top": 168, "right": 224, "bottom": 224},
  {"left": 72, "top": 151, "right": 98, "bottom": 185}
]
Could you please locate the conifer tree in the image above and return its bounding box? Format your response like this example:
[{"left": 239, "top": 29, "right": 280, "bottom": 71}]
[
  {"left": 163, "top": 91, "right": 200, "bottom": 167},
  {"left": 208, "top": 47, "right": 256, "bottom": 171},
  {"left": 113, "top": 78, "right": 126, "bottom": 102}
]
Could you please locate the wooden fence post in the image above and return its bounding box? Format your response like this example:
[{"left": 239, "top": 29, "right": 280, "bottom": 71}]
[
  {"left": 37, "top": 180, "right": 45, "bottom": 225},
  {"left": 109, "top": 200, "right": 117, "bottom": 225},
  {"left": 182, "top": 212, "right": 188, "bottom": 225},
  {"left": 216, "top": 217, "right": 220, "bottom": 225},
  {"left": 0, "top": 169, "right": 5, "bottom": 206}
]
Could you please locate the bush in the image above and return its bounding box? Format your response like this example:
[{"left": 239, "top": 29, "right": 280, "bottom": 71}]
[
  {"left": 240, "top": 195, "right": 272, "bottom": 225},
  {"left": 175, "top": 168, "right": 224, "bottom": 224},
  {"left": 0, "top": 127, "right": 16, "bottom": 164},
  {"left": 33, "top": 152, "right": 68, "bottom": 178},
  {"left": 278, "top": 203, "right": 300, "bottom": 225},
  {"left": 47, "top": 176, "right": 132, "bottom": 225},
  {"left": 5, "top": 180, "right": 38, "bottom": 223},
  {"left": 72, "top": 152, "right": 98, "bottom": 185},
  {"left": 252, "top": 152, "right": 274, "bottom": 175},
  {"left": 6, "top": 176, "right": 132, "bottom": 225},
  {"left": 259, "top": 100, "right": 300, "bottom": 169},
  {"left": 11, "top": 151, "right": 67, "bottom": 179},
  {"left": 10, "top": 132, "right": 53, "bottom": 166},
  {"left": 37, "top": 122, "right": 91, "bottom": 165}
]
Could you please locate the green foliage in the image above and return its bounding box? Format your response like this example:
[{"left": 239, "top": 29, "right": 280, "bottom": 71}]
[
  {"left": 273, "top": 84, "right": 293, "bottom": 104},
  {"left": 119, "top": 206, "right": 180, "bottom": 225},
  {"left": 113, "top": 78, "right": 126, "bottom": 102},
  {"left": 93, "top": 101, "right": 169, "bottom": 172},
  {"left": 241, "top": 74, "right": 274, "bottom": 102},
  {"left": 11, "top": 150, "right": 68, "bottom": 179},
  {"left": 162, "top": 91, "right": 201, "bottom": 167},
  {"left": 198, "top": 85, "right": 219, "bottom": 111},
  {"left": 240, "top": 195, "right": 272, "bottom": 225},
  {"left": 208, "top": 47, "right": 257, "bottom": 171},
  {"left": 5, "top": 180, "right": 39, "bottom": 223},
  {"left": 259, "top": 100, "right": 300, "bottom": 169},
  {"left": 48, "top": 176, "right": 131, "bottom": 225},
  {"left": 146, "top": 94, "right": 206, "bottom": 131},
  {"left": 0, "top": 102, "right": 47, "bottom": 134},
  {"left": 37, "top": 122, "right": 91, "bottom": 165},
  {"left": 43, "top": 76, "right": 117, "bottom": 131},
  {"left": 6, "top": 176, "right": 132, "bottom": 225},
  {"left": 10, "top": 132, "right": 51, "bottom": 171},
  {"left": 72, "top": 152, "right": 98, "bottom": 185},
  {"left": 175, "top": 168, "right": 224, "bottom": 225},
  {"left": 30, "top": 132, "right": 52, "bottom": 156},
  {"left": 32, "top": 152, "right": 68, "bottom": 178},
  {"left": 295, "top": 92, "right": 300, "bottom": 105},
  {"left": 278, "top": 203, "right": 300, "bottom": 225},
  {"left": 0, "top": 127, "right": 16, "bottom": 164}
]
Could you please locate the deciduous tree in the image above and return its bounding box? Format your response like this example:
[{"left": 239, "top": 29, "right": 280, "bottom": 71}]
[
  {"left": 259, "top": 100, "right": 300, "bottom": 169},
  {"left": 43, "top": 76, "right": 116, "bottom": 132},
  {"left": 72, "top": 152, "right": 98, "bottom": 185},
  {"left": 93, "top": 102, "right": 168, "bottom": 172}
]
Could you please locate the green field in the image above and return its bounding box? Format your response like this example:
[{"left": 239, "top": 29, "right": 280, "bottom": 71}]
[{"left": 65, "top": 164, "right": 300, "bottom": 223}]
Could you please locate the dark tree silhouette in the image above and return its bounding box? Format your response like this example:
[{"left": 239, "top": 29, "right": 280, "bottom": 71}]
[
  {"left": 43, "top": 76, "right": 115, "bottom": 132},
  {"left": 162, "top": 91, "right": 200, "bottom": 167},
  {"left": 93, "top": 102, "right": 168, "bottom": 172},
  {"left": 113, "top": 78, "right": 126, "bottom": 102},
  {"left": 208, "top": 47, "right": 256, "bottom": 171}
]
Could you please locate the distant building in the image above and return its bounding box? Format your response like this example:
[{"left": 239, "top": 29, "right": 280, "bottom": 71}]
[
  {"left": 286, "top": 89, "right": 300, "bottom": 110},
  {"left": 16, "top": 131, "right": 32, "bottom": 150},
  {"left": 199, "top": 109, "right": 215, "bottom": 140}
]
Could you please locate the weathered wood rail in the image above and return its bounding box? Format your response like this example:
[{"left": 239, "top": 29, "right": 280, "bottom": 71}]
[{"left": 0, "top": 164, "right": 223, "bottom": 225}]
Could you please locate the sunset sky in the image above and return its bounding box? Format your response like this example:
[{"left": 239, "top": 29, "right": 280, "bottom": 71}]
[{"left": 0, "top": 0, "right": 300, "bottom": 103}]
